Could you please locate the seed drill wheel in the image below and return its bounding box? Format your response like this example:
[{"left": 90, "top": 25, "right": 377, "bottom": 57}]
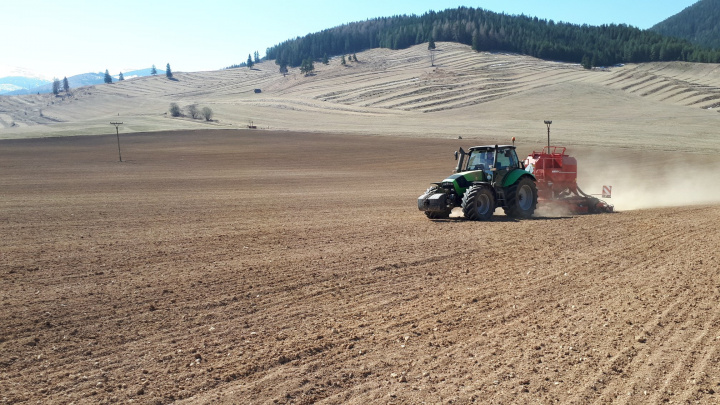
[
  {"left": 421, "top": 186, "right": 451, "bottom": 219},
  {"left": 462, "top": 185, "right": 495, "bottom": 220},
  {"left": 503, "top": 176, "right": 538, "bottom": 218}
]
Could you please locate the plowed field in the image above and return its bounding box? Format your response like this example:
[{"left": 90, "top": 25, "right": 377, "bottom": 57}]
[{"left": 2, "top": 130, "right": 719, "bottom": 404}]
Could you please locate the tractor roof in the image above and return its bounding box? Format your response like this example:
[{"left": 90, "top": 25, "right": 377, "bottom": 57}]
[{"left": 468, "top": 145, "right": 516, "bottom": 151}]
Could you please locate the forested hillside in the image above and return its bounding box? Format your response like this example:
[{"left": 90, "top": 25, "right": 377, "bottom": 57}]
[
  {"left": 267, "top": 7, "right": 720, "bottom": 68},
  {"left": 651, "top": 0, "right": 720, "bottom": 49}
]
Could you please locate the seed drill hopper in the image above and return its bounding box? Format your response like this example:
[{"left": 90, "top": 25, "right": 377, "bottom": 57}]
[
  {"left": 524, "top": 145, "right": 613, "bottom": 214},
  {"left": 524, "top": 120, "right": 613, "bottom": 214}
]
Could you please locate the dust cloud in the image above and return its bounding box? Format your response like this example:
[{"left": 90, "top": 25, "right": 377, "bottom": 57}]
[
  {"left": 534, "top": 204, "right": 574, "bottom": 218},
  {"left": 576, "top": 151, "right": 720, "bottom": 211}
]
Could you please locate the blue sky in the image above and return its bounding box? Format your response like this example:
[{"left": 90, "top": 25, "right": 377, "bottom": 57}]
[{"left": 0, "top": 0, "right": 699, "bottom": 79}]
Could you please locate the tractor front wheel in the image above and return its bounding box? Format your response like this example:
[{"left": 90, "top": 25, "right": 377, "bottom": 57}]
[
  {"left": 503, "top": 176, "right": 538, "bottom": 218},
  {"left": 462, "top": 185, "right": 495, "bottom": 221}
]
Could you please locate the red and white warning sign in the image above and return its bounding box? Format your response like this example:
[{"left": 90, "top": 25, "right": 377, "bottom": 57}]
[{"left": 602, "top": 185, "right": 612, "bottom": 198}]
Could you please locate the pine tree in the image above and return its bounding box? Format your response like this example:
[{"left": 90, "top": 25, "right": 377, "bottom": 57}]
[
  {"left": 151, "top": 64, "right": 157, "bottom": 75},
  {"left": 62, "top": 77, "right": 70, "bottom": 93},
  {"left": 581, "top": 55, "right": 592, "bottom": 69},
  {"left": 341, "top": 55, "right": 346, "bottom": 65},
  {"left": 428, "top": 37, "right": 436, "bottom": 50},
  {"left": 276, "top": 55, "right": 289, "bottom": 76},
  {"left": 254, "top": 51, "right": 260, "bottom": 63},
  {"left": 104, "top": 70, "right": 112, "bottom": 84},
  {"left": 166, "top": 63, "right": 173, "bottom": 78},
  {"left": 300, "top": 58, "right": 315, "bottom": 75},
  {"left": 247, "top": 54, "right": 254, "bottom": 68},
  {"left": 322, "top": 53, "right": 329, "bottom": 65},
  {"left": 52, "top": 78, "right": 60, "bottom": 95},
  {"left": 119, "top": 72, "right": 125, "bottom": 81},
  {"left": 352, "top": 53, "right": 358, "bottom": 62}
]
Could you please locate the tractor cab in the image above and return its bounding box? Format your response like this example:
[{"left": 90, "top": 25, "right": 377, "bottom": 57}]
[
  {"left": 493, "top": 147, "right": 521, "bottom": 170},
  {"left": 458, "top": 145, "right": 523, "bottom": 183}
]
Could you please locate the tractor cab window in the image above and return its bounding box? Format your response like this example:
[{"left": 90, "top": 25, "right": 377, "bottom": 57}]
[
  {"left": 466, "top": 150, "right": 493, "bottom": 171},
  {"left": 495, "top": 148, "right": 519, "bottom": 170}
]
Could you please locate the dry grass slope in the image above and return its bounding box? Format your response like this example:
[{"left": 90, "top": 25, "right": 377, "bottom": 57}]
[{"left": 1, "top": 42, "right": 720, "bottom": 153}]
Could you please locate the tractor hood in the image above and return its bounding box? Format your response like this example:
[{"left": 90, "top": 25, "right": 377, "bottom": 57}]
[{"left": 439, "top": 170, "right": 487, "bottom": 195}]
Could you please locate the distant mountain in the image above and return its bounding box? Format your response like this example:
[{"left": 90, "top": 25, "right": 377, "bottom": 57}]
[
  {"left": 120, "top": 67, "right": 160, "bottom": 79},
  {"left": 0, "top": 65, "right": 50, "bottom": 80},
  {"left": 0, "top": 76, "right": 51, "bottom": 94},
  {"left": 4, "top": 73, "right": 103, "bottom": 95},
  {"left": 651, "top": 0, "right": 720, "bottom": 49},
  {"left": 3, "top": 67, "right": 164, "bottom": 95}
]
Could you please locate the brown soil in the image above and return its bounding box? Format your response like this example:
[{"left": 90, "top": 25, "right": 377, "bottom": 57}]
[{"left": 2, "top": 130, "right": 719, "bottom": 404}]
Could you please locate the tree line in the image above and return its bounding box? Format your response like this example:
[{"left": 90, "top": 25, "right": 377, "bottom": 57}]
[
  {"left": 225, "top": 51, "right": 262, "bottom": 70},
  {"left": 266, "top": 7, "right": 720, "bottom": 69},
  {"left": 46, "top": 64, "right": 174, "bottom": 96},
  {"left": 101, "top": 63, "right": 173, "bottom": 85}
]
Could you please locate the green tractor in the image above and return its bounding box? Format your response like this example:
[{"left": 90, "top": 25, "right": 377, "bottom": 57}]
[{"left": 418, "top": 144, "right": 538, "bottom": 220}]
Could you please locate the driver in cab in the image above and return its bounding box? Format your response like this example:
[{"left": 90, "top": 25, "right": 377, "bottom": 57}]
[{"left": 467, "top": 152, "right": 492, "bottom": 171}]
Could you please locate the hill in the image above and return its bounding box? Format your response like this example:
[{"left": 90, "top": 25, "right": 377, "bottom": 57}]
[
  {"left": 651, "top": 0, "right": 720, "bottom": 49},
  {"left": 1, "top": 43, "right": 720, "bottom": 154},
  {"left": 267, "top": 6, "right": 720, "bottom": 68},
  {"left": 4, "top": 68, "right": 162, "bottom": 96}
]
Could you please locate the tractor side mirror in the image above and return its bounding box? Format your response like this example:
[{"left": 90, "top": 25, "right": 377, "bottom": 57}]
[{"left": 454, "top": 148, "right": 466, "bottom": 173}]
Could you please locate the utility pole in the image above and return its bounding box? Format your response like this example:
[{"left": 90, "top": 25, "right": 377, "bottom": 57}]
[{"left": 110, "top": 122, "right": 123, "bottom": 162}]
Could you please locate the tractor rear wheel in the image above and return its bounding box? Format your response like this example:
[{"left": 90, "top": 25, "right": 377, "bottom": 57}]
[
  {"left": 421, "top": 186, "right": 451, "bottom": 219},
  {"left": 462, "top": 185, "right": 495, "bottom": 220},
  {"left": 503, "top": 176, "right": 538, "bottom": 218}
]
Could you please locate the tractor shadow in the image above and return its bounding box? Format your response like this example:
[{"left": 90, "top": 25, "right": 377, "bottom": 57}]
[
  {"left": 431, "top": 208, "right": 573, "bottom": 222},
  {"left": 432, "top": 214, "right": 572, "bottom": 222}
]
